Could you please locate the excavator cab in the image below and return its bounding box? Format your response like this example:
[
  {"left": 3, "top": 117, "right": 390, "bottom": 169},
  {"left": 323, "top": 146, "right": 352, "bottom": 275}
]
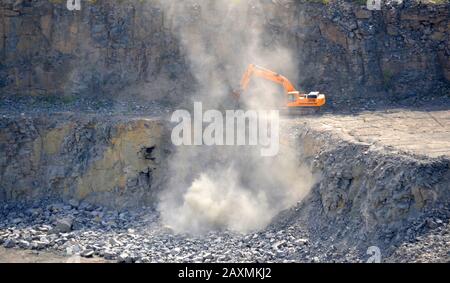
[
  {"left": 233, "top": 64, "right": 326, "bottom": 110},
  {"left": 306, "top": 92, "right": 319, "bottom": 99},
  {"left": 287, "top": 91, "right": 300, "bottom": 102}
]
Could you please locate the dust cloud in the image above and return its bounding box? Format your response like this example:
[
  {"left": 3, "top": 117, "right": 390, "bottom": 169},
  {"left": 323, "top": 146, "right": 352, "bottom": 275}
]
[
  {"left": 159, "top": 146, "right": 317, "bottom": 234},
  {"left": 153, "top": 0, "right": 317, "bottom": 234}
]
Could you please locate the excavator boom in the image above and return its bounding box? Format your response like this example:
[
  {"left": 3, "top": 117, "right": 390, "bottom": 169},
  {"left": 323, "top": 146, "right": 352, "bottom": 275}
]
[
  {"left": 239, "top": 64, "right": 297, "bottom": 94},
  {"left": 233, "top": 64, "right": 325, "bottom": 108}
]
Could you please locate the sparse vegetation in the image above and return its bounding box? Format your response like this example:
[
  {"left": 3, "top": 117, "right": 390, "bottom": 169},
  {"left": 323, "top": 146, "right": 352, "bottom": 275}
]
[
  {"left": 383, "top": 69, "right": 394, "bottom": 89},
  {"left": 353, "top": 0, "right": 368, "bottom": 5},
  {"left": 427, "top": 0, "right": 450, "bottom": 4},
  {"left": 304, "top": 0, "right": 331, "bottom": 4},
  {"left": 41, "top": 95, "right": 76, "bottom": 105}
]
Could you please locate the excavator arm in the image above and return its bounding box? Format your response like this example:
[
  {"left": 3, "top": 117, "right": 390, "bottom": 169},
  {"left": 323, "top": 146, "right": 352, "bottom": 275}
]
[
  {"left": 239, "top": 64, "right": 297, "bottom": 94},
  {"left": 232, "top": 64, "right": 326, "bottom": 108}
]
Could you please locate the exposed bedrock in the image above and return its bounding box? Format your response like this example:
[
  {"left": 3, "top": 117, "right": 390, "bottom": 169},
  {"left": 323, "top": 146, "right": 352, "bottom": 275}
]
[
  {"left": 0, "top": 0, "right": 448, "bottom": 102},
  {"left": 275, "top": 123, "right": 450, "bottom": 256},
  {"left": 0, "top": 114, "right": 170, "bottom": 208},
  {"left": 0, "top": 0, "right": 193, "bottom": 100},
  {"left": 1, "top": 114, "right": 448, "bottom": 259},
  {"left": 276, "top": 0, "right": 450, "bottom": 100}
]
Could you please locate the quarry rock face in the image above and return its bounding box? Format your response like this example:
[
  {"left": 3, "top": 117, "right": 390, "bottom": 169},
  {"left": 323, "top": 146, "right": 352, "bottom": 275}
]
[
  {"left": 275, "top": 123, "right": 450, "bottom": 255},
  {"left": 0, "top": 0, "right": 192, "bottom": 100},
  {"left": 0, "top": 0, "right": 449, "bottom": 263},
  {"left": 0, "top": 0, "right": 448, "bottom": 102},
  {"left": 0, "top": 114, "right": 168, "bottom": 208},
  {"left": 266, "top": 0, "right": 450, "bottom": 100}
]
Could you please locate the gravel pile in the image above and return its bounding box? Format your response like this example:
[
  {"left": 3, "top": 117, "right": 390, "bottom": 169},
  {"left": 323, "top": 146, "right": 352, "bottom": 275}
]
[
  {"left": 386, "top": 221, "right": 450, "bottom": 263},
  {"left": 0, "top": 200, "right": 317, "bottom": 263},
  {"left": 1, "top": 199, "right": 448, "bottom": 262}
]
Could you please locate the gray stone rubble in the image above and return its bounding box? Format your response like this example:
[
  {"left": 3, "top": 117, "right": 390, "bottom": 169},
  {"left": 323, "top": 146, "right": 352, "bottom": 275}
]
[{"left": 0, "top": 198, "right": 448, "bottom": 263}]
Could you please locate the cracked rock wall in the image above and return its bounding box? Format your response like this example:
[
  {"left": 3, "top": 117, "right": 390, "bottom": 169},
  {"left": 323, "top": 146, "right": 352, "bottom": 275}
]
[
  {"left": 275, "top": 124, "right": 450, "bottom": 255},
  {"left": 1, "top": 0, "right": 448, "bottom": 102},
  {"left": 264, "top": 0, "right": 450, "bottom": 102},
  {"left": 0, "top": 0, "right": 193, "bottom": 100},
  {"left": 0, "top": 115, "right": 168, "bottom": 208}
]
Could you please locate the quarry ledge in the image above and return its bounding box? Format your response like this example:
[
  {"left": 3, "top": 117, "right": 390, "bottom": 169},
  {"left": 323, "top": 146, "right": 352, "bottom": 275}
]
[
  {"left": 276, "top": 120, "right": 450, "bottom": 259},
  {"left": 0, "top": 111, "right": 448, "bottom": 208},
  {"left": 0, "top": 112, "right": 171, "bottom": 208},
  {"left": 0, "top": 112, "right": 449, "bottom": 262},
  {"left": 1, "top": 112, "right": 449, "bottom": 209}
]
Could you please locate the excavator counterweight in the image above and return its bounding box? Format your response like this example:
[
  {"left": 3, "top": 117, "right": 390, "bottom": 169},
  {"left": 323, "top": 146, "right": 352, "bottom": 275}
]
[{"left": 232, "top": 64, "right": 325, "bottom": 109}]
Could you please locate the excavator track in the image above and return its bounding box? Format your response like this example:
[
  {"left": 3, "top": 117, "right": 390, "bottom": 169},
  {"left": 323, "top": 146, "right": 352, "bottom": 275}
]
[{"left": 280, "top": 107, "right": 322, "bottom": 116}]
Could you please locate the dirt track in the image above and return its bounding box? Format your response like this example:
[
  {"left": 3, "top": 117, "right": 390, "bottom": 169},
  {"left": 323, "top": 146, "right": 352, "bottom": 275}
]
[
  {"left": 0, "top": 247, "right": 107, "bottom": 263},
  {"left": 288, "top": 108, "right": 450, "bottom": 159}
]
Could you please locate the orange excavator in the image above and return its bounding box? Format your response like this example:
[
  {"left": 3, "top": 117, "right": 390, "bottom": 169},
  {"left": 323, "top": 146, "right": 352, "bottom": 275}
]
[{"left": 232, "top": 64, "right": 325, "bottom": 111}]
